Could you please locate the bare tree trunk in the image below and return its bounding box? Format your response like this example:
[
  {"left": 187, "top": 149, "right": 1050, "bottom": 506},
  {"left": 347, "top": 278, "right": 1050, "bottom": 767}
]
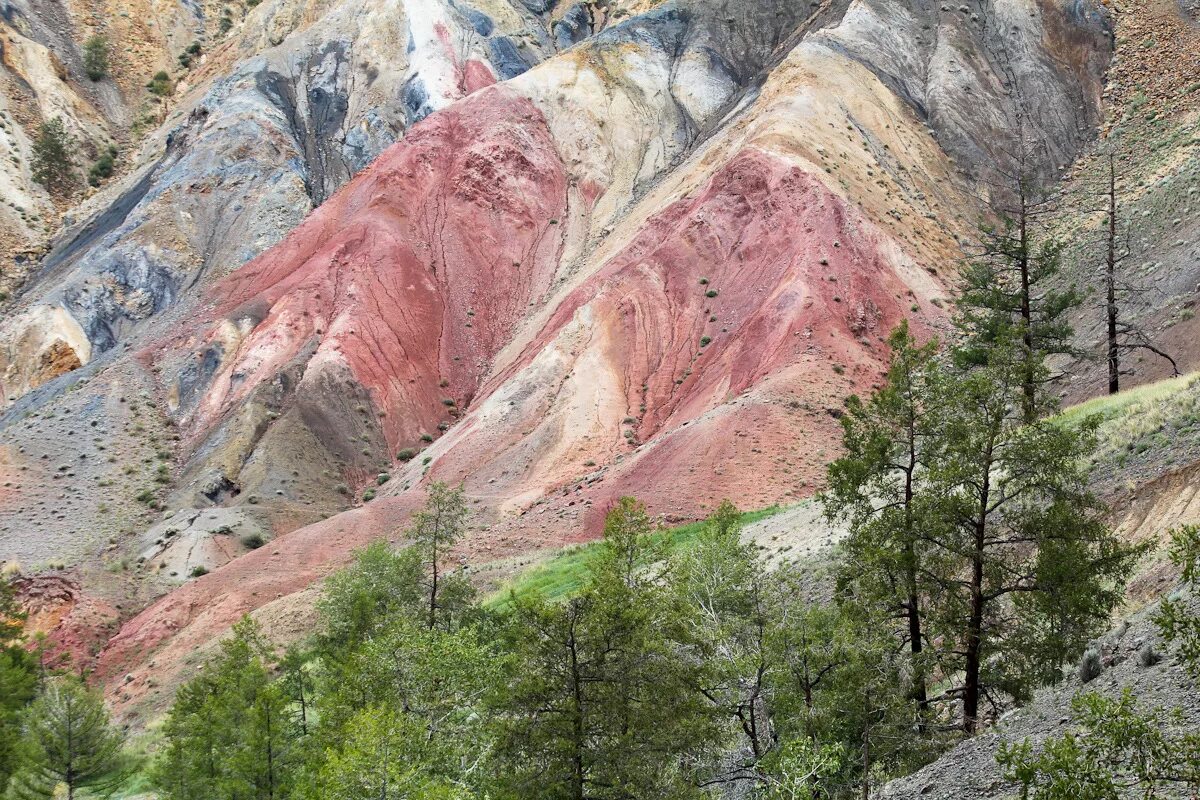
[
  {"left": 861, "top": 686, "right": 872, "bottom": 800},
  {"left": 963, "top": 456, "right": 991, "bottom": 734},
  {"left": 1017, "top": 182, "right": 1036, "bottom": 422},
  {"left": 1106, "top": 155, "right": 1120, "bottom": 395}
]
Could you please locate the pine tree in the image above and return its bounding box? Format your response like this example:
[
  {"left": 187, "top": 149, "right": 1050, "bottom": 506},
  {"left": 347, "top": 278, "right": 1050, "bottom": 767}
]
[
  {"left": 824, "top": 322, "right": 940, "bottom": 716},
  {"left": 30, "top": 119, "right": 77, "bottom": 197},
  {"left": 153, "top": 617, "right": 302, "bottom": 800},
  {"left": 0, "top": 579, "right": 38, "bottom": 796},
  {"left": 924, "top": 342, "right": 1137, "bottom": 732},
  {"left": 410, "top": 482, "right": 472, "bottom": 630},
  {"left": 493, "top": 498, "right": 716, "bottom": 799},
  {"left": 957, "top": 169, "right": 1079, "bottom": 421},
  {"left": 6, "top": 676, "right": 126, "bottom": 800}
]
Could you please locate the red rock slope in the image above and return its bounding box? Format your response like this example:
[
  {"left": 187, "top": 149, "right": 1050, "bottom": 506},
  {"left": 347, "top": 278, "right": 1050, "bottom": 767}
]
[{"left": 92, "top": 0, "right": 1113, "bottom": 719}]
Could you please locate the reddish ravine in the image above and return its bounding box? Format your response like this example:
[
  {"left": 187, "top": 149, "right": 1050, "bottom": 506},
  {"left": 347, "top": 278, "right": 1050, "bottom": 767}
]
[
  {"left": 97, "top": 140, "right": 936, "bottom": 711},
  {"left": 189, "top": 87, "right": 568, "bottom": 452}
]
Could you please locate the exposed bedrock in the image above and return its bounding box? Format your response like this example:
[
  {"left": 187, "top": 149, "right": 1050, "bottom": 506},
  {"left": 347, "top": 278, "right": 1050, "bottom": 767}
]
[
  {"left": 0, "top": 0, "right": 617, "bottom": 406},
  {"left": 91, "top": 0, "right": 1117, "bottom": 719}
]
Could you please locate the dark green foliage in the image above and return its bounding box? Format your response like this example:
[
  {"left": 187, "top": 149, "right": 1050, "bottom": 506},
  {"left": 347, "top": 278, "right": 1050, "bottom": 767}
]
[
  {"left": 147, "top": 71, "right": 173, "bottom": 97},
  {"left": 177, "top": 45, "right": 200, "bottom": 68},
  {"left": 1155, "top": 523, "right": 1200, "bottom": 673},
  {"left": 924, "top": 343, "right": 1138, "bottom": 730},
  {"left": 31, "top": 119, "right": 77, "bottom": 197},
  {"left": 997, "top": 525, "right": 1200, "bottom": 795},
  {"left": 824, "top": 321, "right": 939, "bottom": 715},
  {"left": 241, "top": 532, "right": 265, "bottom": 549},
  {"left": 956, "top": 178, "right": 1080, "bottom": 421},
  {"left": 493, "top": 498, "right": 717, "bottom": 799},
  {"left": 151, "top": 476, "right": 1139, "bottom": 799},
  {"left": 7, "top": 676, "right": 127, "bottom": 800},
  {"left": 0, "top": 579, "right": 38, "bottom": 796},
  {"left": 82, "top": 35, "right": 109, "bottom": 81},
  {"left": 998, "top": 691, "right": 1200, "bottom": 799},
  {"left": 826, "top": 327, "right": 1138, "bottom": 733},
  {"left": 153, "top": 617, "right": 300, "bottom": 800},
  {"left": 87, "top": 148, "right": 116, "bottom": 187}
]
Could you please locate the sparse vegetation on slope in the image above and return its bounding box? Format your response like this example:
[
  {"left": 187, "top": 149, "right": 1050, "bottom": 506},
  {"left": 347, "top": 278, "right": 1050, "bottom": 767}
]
[{"left": 486, "top": 505, "right": 783, "bottom": 610}]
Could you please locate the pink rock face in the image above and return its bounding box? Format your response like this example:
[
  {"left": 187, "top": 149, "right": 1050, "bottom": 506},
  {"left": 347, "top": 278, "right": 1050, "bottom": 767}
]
[
  {"left": 441, "top": 145, "right": 927, "bottom": 522},
  {"left": 192, "top": 85, "right": 567, "bottom": 451},
  {"left": 97, "top": 143, "right": 936, "bottom": 712}
]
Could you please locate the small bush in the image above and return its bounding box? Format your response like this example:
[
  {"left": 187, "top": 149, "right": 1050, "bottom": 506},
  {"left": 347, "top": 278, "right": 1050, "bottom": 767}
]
[
  {"left": 421, "top": 433, "right": 434, "bottom": 442},
  {"left": 705, "top": 290, "right": 718, "bottom": 298},
  {"left": 700, "top": 336, "right": 711, "bottom": 347},
  {"left": 189, "top": 565, "right": 208, "bottom": 578},
  {"left": 1138, "top": 643, "right": 1161, "bottom": 668},
  {"left": 397, "top": 448, "right": 416, "bottom": 461},
  {"left": 83, "top": 35, "right": 110, "bottom": 81},
  {"left": 376, "top": 473, "right": 390, "bottom": 485},
  {"left": 1078, "top": 647, "right": 1102, "bottom": 683},
  {"left": 362, "top": 488, "right": 376, "bottom": 502},
  {"left": 147, "top": 71, "right": 173, "bottom": 97},
  {"left": 31, "top": 118, "right": 77, "bottom": 196},
  {"left": 88, "top": 150, "right": 116, "bottom": 187},
  {"left": 241, "top": 533, "right": 265, "bottom": 549}
]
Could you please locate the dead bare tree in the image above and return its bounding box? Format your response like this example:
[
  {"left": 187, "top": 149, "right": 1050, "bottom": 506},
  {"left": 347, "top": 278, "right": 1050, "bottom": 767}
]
[{"left": 1094, "top": 152, "right": 1179, "bottom": 393}]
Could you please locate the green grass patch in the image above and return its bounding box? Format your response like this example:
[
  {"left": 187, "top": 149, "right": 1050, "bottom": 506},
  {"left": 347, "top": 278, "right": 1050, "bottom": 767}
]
[
  {"left": 1055, "top": 372, "right": 1199, "bottom": 429},
  {"left": 486, "top": 506, "right": 784, "bottom": 610}
]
